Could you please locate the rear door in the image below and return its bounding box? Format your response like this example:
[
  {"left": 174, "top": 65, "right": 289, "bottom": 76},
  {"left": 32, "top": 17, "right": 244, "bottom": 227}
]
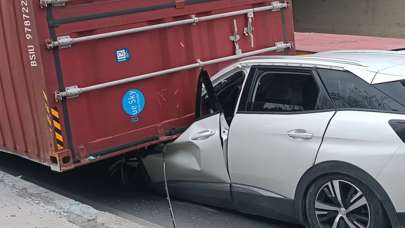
[{"left": 228, "top": 66, "right": 336, "bottom": 199}]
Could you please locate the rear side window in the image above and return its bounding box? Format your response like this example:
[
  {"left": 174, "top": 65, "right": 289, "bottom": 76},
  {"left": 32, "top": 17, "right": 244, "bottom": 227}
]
[
  {"left": 318, "top": 69, "right": 405, "bottom": 112},
  {"left": 249, "top": 71, "right": 333, "bottom": 113},
  {"left": 375, "top": 80, "right": 405, "bottom": 107}
]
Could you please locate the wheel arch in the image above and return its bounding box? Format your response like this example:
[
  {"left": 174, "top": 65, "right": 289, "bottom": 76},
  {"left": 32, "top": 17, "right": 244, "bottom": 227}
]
[{"left": 294, "top": 161, "right": 401, "bottom": 228}]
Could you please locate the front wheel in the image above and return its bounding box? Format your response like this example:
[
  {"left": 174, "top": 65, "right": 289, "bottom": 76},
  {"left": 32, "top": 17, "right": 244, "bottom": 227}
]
[{"left": 305, "top": 174, "right": 388, "bottom": 228}]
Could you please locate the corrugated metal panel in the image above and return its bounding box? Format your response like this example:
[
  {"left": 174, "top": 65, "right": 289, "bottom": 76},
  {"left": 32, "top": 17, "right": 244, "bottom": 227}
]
[
  {"left": 0, "top": 0, "right": 53, "bottom": 164},
  {"left": 0, "top": 0, "right": 295, "bottom": 171}
]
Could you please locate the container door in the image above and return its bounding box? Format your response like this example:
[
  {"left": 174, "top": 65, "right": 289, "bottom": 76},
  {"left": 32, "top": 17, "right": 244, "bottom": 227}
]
[{"left": 42, "top": 0, "right": 294, "bottom": 169}]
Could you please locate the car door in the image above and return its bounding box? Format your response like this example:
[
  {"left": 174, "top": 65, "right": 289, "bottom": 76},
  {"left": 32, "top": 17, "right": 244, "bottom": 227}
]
[
  {"left": 144, "top": 69, "right": 229, "bottom": 182},
  {"left": 143, "top": 68, "right": 246, "bottom": 207},
  {"left": 228, "top": 66, "right": 336, "bottom": 201}
]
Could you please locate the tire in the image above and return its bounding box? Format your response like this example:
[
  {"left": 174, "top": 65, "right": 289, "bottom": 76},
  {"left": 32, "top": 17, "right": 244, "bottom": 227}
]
[
  {"left": 305, "top": 174, "right": 388, "bottom": 228},
  {"left": 107, "top": 157, "right": 150, "bottom": 189}
]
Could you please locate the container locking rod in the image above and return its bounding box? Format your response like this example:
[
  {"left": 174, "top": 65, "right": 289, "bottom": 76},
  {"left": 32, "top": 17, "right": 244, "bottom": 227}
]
[
  {"left": 55, "top": 42, "right": 293, "bottom": 101},
  {"left": 47, "top": 1, "right": 288, "bottom": 49},
  {"left": 40, "top": 0, "right": 68, "bottom": 8}
]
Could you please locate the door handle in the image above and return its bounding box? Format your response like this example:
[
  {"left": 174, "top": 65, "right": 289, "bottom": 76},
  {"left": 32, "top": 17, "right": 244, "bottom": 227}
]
[
  {"left": 191, "top": 130, "right": 216, "bottom": 141},
  {"left": 287, "top": 129, "right": 313, "bottom": 140}
]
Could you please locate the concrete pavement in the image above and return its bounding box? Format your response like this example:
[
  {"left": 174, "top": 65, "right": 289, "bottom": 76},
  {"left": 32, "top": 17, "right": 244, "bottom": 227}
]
[
  {"left": 0, "top": 168, "right": 153, "bottom": 228},
  {"left": 0, "top": 153, "right": 300, "bottom": 228}
]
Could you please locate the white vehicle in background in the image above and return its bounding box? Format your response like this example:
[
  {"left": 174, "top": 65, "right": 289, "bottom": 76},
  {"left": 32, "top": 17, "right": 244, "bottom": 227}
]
[{"left": 143, "top": 51, "right": 405, "bottom": 228}]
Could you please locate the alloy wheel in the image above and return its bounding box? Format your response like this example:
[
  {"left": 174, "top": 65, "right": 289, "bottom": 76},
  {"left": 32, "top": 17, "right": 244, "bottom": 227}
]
[{"left": 315, "top": 180, "right": 370, "bottom": 228}]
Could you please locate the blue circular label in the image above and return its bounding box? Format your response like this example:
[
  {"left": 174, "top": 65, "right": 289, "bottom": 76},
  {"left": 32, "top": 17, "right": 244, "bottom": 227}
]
[{"left": 122, "top": 89, "right": 145, "bottom": 117}]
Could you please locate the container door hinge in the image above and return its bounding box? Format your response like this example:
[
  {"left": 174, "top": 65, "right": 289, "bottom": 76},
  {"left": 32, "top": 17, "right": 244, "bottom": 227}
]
[
  {"left": 40, "top": 0, "right": 68, "bottom": 8},
  {"left": 244, "top": 12, "right": 255, "bottom": 48},
  {"left": 229, "top": 19, "right": 242, "bottom": 55},
  {"left": 47, "top": 36, "right": 73, "bottom": 49},
  {"left": 55, "top": 86, "right": 81, "bottom": 102},
  {"left": 271, "top": 1, "right": 288, "bottom": 11}
]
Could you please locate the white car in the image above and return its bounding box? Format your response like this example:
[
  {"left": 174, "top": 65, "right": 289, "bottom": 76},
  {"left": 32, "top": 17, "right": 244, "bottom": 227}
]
[{"left": 143, "top": 50, "right": 405, "bottom": 228}]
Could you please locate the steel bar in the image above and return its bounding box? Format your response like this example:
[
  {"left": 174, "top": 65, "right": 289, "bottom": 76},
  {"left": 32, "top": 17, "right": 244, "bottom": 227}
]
[
  {"left": 55, "top": 42, "right": 292, "bottom": 100},
  {"left": 47, "top": 1, "right": 288, "bottom": 49}
]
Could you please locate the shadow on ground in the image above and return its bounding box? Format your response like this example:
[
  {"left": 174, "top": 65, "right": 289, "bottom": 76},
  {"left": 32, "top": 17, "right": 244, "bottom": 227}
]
[{"left": 0, "top": 153, "right": 301, "bottom": 228}]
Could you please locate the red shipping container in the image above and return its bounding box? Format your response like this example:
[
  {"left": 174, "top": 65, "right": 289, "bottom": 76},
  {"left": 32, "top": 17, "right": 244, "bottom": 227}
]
[{"left": 0, "top": 0, "right": 295, "bottom": 171}]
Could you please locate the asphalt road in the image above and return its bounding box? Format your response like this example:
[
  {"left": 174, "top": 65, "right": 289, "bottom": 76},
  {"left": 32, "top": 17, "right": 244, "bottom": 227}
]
[{"left": 0, "top": 153, "right": 302, "bottom": 228}]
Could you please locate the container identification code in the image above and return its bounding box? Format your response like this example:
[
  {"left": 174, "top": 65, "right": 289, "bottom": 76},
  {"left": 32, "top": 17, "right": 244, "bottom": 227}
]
[
  {"left": 122, "top": 89, "right": 145, "bottom": 123},
  {"left": 21, "top": 0, "right": 38, "bottom": 67}
]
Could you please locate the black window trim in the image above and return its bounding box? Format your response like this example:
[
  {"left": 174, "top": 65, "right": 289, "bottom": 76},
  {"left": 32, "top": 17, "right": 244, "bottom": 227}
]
[
  {"left": 195, "top": 67, "right": 247, "bottom": 122},
  {"left": 323, "top": 108, "right": 405, "bottom": 115},
  {"left": 195, "top": 69, "right": 223, "bottom": 121},
  {"left": 237, "top": 65, "right": 336, "bottom": 115},
  {"left": 214, "top": 69, "right": 247, "bottom": 124}
]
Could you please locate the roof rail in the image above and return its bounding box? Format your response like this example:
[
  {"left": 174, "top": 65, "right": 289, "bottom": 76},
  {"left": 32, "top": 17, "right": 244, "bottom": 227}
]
[
  {"left": 318, "top": 50, "right": 405, "bottom": 56},
  {"left": 241, "top": 55, "right": 367, "bottom": 67}
]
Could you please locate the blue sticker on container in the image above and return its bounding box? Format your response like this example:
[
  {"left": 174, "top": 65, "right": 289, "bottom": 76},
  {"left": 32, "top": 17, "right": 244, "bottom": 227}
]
[
  {"left": 115, "top": 48, "right": 131, "bottom": 63},
  {"left": 122, "top": 89, "right": 145, "bottom": 119}
]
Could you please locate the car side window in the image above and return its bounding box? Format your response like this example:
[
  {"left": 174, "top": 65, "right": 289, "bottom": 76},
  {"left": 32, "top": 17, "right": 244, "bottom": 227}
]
[
  {"left": 375, "top": 80, "right": 405, "bottom": 107},
  {"left": 317, "top": 69, "right": 405, "bottom": 112},
  {"left": 196, "top": 69, "right": 222, "bottom": 120},
  {"left": 199, "top": 70, "right": 245, "bottom": 123},
  {"left": 215, "top": 71, "right": 245, "bottom": 124},
  {"left": 249, "top": 70, "right": 332, "bottom": 113}
]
